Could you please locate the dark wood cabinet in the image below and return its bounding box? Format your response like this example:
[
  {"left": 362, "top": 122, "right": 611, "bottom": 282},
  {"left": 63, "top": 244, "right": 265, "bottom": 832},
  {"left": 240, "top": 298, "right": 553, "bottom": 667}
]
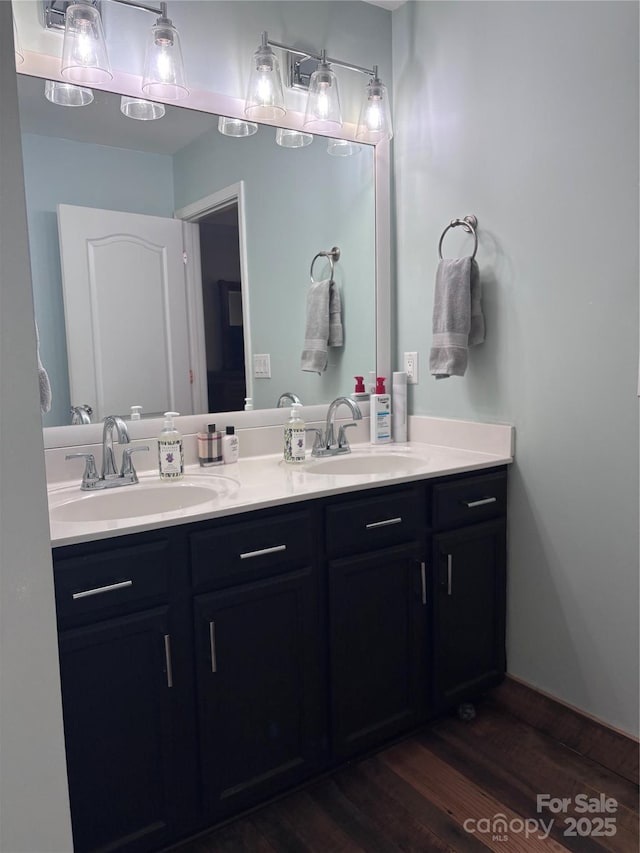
[
  {"left": 52, "top": 467, "right": 508, "bottom": 852},
  {"left": 194, "top": 566, "right": 325, "bottom": 818},
  {"left": 328, "top": 543, "right": 427, "bottom": 758}
]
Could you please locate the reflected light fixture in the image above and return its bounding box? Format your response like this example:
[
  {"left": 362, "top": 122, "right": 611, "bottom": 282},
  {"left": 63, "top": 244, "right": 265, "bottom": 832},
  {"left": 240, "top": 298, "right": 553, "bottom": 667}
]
[
  {"left": 61, "top": 1, "right": 112, "bottom": 84},
  {"left": 142, "top": 7, "right": 188, "bottom": 100},
  {"left": 327, "top": 138, "right": 361, "bottom": 158},
  {"left": 45, "top": 79, "right": 94, "bottom": 106},
  {"left": 13, "top": 18, "right": 25, "bottom": 65},
  {"left": 356, "top": 67, "right": 393, "bottom": 143},
  {"left": 276, "top": 128, "right": 313, "bottom": 148},
  {"left": 120, "top": 96, "right": 165, "bottom": 120},
  {"left": 218, "top": 116, "right": 258, "bottom": 138},
  {"left": 245, "top": 32, "right": 285, "bottom": 121}
]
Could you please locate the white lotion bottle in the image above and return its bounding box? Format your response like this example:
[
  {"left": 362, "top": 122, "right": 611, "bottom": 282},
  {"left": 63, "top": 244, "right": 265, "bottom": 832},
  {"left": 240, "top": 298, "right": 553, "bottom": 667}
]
[
  {"left": 222, "top": 426, "right": 239, "bottom": 463},
  {"left": 284, "top": 403, "right": 306, "bottom": 463},
  {"left": 158, "top": 411, "right": 184, "bottom": 480},
  {"left": 370, "top": 377, "right": 392, "bottom": 444},
  {"left": 392, "top": 371, "right": 408, "bottom": 443}
]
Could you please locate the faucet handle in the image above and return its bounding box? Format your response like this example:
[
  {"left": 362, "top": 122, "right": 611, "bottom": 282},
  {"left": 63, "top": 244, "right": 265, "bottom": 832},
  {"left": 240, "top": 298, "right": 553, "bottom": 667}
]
[
  {"left": 65, "top": 453, "right": 99, "bottom": 489},
  {"left": 337, "top": 422, "right": 358, "bottom": 452},
  {"left": 305, "top": 427, "right": 324, "bottom": 456},
  {"left": 120, "top": 445, "right": 150, "bottom": 482}
]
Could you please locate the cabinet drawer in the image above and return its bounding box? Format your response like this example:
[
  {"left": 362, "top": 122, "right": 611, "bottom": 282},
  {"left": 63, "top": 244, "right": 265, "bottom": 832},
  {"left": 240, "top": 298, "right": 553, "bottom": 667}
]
[
  {"left": 191, "top": 510, "right": 314, "bottom": 591},
  {"left": 54, "top": 540, "right": 171, "bottom": 628},
  {"left": 432, "top": 471, "right": 507, "bottom": 530},
  {"left": 325, "top": 487, "right": 425, "bottom": 558}
]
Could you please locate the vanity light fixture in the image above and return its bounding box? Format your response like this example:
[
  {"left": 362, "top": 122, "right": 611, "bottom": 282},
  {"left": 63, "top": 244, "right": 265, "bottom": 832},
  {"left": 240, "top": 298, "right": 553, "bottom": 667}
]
[
  {"left": 42, "top": 0, "right": 188, "bottom": 99},
  {"left": 275, "top": 128, "right": 313, "bottom": 148},
  {"left": 120, "top": 96, "right": 165, "bottom": 120},
  {"left": 218, "top": 116, "right": 258, "bottom": 138},
  {"left": 245, "top": 32, "right": 393, "bottom": 143},
  {"left": 45, "top": 79, "right": 94, "bottom": 106}
]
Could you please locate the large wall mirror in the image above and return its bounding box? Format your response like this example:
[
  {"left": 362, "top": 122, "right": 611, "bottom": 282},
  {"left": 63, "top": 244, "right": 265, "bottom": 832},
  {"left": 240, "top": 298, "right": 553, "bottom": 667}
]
[{"left": 16, "top": 71, "right": 388, "bottom": 438}]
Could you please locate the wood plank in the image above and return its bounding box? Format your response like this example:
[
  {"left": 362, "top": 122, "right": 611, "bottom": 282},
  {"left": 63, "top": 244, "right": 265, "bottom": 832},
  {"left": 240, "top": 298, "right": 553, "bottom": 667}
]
[{"left": 491, "top": 677, "right": 639, "bottom": 785}]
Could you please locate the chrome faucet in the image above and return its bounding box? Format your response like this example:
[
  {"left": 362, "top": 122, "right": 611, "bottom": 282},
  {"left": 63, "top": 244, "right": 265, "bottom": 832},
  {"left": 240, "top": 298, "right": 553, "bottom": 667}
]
[
  {"left": 70, "top": 404, "right": 93, "bottom": 425},
  {"left": 309, "top": 396, "right": 362, "bottom": 457},
  {"left": 277, "top": 392, "right": 302, "bottom": 407},
  {"left": 66, "top": 415, "right": 149, "bottom": 490}
]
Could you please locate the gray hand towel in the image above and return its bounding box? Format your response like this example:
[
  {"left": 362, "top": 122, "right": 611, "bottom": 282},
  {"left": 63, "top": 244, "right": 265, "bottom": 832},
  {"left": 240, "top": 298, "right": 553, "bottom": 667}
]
[
  {"left": 36, "top": 321, "right": 52, "bottom": 413},
  {"left": 429, "top": 257, "right": 484, "bottom": 379},
  {"left": 328, "top": 280, "right": 343, "bottom": 347},
  {"left": 301, "top": 279, "right": 331, "bottom": 373}
]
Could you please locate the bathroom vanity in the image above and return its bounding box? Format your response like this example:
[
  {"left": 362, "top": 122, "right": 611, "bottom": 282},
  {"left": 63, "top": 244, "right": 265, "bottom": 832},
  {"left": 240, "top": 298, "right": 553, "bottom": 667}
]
[{"left": 49, "top": 431, "right": 510, "bottom": 853}]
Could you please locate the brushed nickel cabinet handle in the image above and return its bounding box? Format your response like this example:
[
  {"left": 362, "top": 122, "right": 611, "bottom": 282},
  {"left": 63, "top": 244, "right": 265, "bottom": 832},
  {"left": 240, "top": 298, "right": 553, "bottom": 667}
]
[
  {"left": 209, "top": 621, "right": 217, "bottom": 673},
  {"left": 365, "top": 517, "right": 402, "bottom": 529},
  {"left": 72, "top": 579, "right": 133, "bottom": 600},
  {"left": 420, "top": 562, "right": 427, "bottom": 606},
  {"left": 239, "top": 544, "right": 286, "bottom": 560},
  {"left": 463, "top": 496, "right": 497, "bottom": 508},
  {"left": 447, "top": 554, "right": 453, "bottom": 596},
  {"left": 164, "top": 634, "right": 173, "bottom": 689}
]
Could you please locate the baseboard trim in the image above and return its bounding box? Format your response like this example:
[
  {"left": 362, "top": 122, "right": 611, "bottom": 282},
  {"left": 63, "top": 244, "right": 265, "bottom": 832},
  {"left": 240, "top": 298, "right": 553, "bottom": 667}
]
[{"left": 490, "top": 675, "right": 639, "bottom": 786}]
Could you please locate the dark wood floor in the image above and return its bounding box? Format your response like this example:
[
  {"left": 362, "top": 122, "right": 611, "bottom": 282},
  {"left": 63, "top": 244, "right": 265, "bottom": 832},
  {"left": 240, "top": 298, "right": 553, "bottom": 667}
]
[{"left": 171, "top": 698, "right": 639, "bottom": 853}]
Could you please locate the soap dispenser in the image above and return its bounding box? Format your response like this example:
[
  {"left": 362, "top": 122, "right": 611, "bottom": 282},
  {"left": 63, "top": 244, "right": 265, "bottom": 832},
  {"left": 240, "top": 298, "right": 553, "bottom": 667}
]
[
  {"left": 158, "top": 412, "right": 184, "bottom": 480},
  {"left": 370, "top": 378, "right": 392, "bottom": 444},
  {"left": 284, "top": 403, "right": 306, "bottom": 463}
]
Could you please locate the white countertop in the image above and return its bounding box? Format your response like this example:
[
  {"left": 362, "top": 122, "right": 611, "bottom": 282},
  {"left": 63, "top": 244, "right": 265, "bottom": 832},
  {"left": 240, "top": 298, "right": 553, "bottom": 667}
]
[{"left": 48, "top": 435, "right": 513, "bottom": 548}]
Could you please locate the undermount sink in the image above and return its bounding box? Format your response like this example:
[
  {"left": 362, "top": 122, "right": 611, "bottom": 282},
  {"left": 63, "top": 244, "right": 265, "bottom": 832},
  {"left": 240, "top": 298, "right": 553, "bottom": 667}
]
[
  {"left": 49, "top": 477, "right": 236, "bottom": 524},
  {"left": 304, "top": 451, "right": 429, "bottom": 476}
]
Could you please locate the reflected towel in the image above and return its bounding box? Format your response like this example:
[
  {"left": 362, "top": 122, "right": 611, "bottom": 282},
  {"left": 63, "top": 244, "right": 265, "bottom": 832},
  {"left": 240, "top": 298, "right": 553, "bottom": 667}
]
[
  {"left": 36, "top": 321, "right": 52, "bottom": 413},
  {"left": 301, "top": 279, "right": 331, "bottom": 373},
  {"left": 429, "top": 257, "right": 484, "bottom": 378},
  {"left": 329, "top": 280, "right": 343, "bottom": 347}
]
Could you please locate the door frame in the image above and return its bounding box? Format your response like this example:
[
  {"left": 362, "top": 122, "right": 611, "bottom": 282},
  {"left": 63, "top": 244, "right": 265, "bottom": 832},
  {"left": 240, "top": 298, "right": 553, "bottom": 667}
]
[{"left": 175, "top": 182, "right": 252, "bottom": 412}]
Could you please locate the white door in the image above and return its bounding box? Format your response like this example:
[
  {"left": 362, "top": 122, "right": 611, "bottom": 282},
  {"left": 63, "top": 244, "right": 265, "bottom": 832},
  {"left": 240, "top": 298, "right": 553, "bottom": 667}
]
[{"left": 57, "top": 204, "right": 201, "bottom": 421}]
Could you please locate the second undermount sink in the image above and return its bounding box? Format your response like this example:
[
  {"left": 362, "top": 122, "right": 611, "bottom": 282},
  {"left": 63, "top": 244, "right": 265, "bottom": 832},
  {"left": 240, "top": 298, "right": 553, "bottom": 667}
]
[
  {"left": 49, "top": 476, "right": 237, "bottom": 524},
  {"left": 304, "top": 451, "right": 429, "bottom": 476}
]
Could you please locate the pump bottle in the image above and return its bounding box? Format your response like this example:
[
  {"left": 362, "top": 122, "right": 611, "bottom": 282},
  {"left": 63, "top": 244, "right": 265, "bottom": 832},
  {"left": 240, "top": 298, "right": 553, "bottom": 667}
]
[
  {"left": 370, "top": 378, "right": 392, "bottom": 444},
  {"left": 284, "top": 403, "right": 306, "bottom": 463},
  {"left": 158, "top": 412, "right": 184, "bottom": 480}
]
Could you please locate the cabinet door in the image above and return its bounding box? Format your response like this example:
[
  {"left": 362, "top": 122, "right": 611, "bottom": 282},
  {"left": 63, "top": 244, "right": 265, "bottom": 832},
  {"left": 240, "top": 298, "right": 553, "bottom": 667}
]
[
  {"left": 432, "top": 519, "right": 507, "bottom": 711},
  {"left": 328, "top": 545, "right": 426, "bottom": 759},
  {"left": 194, "top": 566, "right": 324, "bottom": 819},
  {"left": 58, "top": 607, "right": 179, "bottom": 853}
]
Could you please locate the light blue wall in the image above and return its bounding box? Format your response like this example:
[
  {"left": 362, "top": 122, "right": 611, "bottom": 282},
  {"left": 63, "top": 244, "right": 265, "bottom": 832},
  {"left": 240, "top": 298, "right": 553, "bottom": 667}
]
[
  {"left": 393, "top": 1, "right": 639, "bottom": 735},
  {"left": 21, "top": 134, "right": 174, "bottom": 426},
  {"left": 173, "top": 128, "right": 376, "bottom": 410}
]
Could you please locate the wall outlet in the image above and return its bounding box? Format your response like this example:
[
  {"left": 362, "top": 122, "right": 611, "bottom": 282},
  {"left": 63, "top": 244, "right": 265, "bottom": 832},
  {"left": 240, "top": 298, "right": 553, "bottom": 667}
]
[
  {"left": 404, "top": 351, "right": 418, "bottom": 384},
  {"left": 253, "top": 353, "right": 271, "bottom": 378}
]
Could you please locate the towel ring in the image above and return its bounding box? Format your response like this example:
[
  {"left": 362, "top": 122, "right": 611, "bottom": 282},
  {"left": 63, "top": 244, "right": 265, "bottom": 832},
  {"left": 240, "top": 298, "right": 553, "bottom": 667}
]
[
  {"left": 438, "top": 215, "right": 478, "bottom": 260},
  {"left": 310, "top": 246, "right": 341, "bottom": 283}
]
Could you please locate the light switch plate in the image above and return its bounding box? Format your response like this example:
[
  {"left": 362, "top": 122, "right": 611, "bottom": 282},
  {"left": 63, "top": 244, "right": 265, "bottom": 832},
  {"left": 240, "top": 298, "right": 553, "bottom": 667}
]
[
  {"left": 404, "top": 351, "right": 418, "bottom": 384},
  {"left": 253, "top": 353, "right": 271, "bottom": 378}
]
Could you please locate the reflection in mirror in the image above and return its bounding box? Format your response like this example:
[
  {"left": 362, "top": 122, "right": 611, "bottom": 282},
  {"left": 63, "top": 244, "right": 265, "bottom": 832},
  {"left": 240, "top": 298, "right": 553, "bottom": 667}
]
[{"left": 16, "top": 74, "right": 376, "bottom": 428}]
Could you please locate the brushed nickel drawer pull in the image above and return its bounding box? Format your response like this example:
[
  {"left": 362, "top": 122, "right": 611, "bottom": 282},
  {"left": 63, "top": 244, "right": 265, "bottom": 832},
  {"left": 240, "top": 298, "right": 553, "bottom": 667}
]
[
  {"left": 365, "top": 517, "right": 402, "bottom": 529},
  {"left": 164, "top": 634, "right": 173, "bottom": 689},
  {"left": 463, "top": 496, "right": 497, "bottom": 508},
  {"left": 209, "top": 621, "right": 217, "bottom": 673},
  {"left": 447, "top": 554, "right": 453, "bottom": 596},
  {"left": 239, "top": 544, "right": 287, "bottom": 560},
  {"left": 72, "top": 579, "right": 133, "bottom": 600},
  {"left": 420, "top": 562, "right": 427, "bottom": 606}
]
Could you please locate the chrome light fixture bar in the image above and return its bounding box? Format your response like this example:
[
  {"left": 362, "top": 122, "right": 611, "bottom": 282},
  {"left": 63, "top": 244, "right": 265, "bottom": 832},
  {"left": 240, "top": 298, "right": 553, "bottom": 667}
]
[
  {"left": 245, "top": 32, "right": 393, "bottom": 144},
  {"left": 41, "top": 0, "right": 188, "bottom": 99}
]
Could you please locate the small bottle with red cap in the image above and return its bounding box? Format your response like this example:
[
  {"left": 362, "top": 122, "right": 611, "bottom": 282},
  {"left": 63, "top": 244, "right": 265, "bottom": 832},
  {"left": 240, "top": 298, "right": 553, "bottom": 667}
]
[{"left": 370, "top": 377, "right": 392, "bottom": 444}]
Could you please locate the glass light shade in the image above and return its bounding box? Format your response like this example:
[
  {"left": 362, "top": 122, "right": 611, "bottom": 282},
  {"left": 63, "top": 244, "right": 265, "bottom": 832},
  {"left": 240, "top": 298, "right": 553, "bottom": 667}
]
[
  {"left": 142, "top": 16, "right": 189, "bottom": 101},
  {"left": 245, "top": 38, "right": 286, "bottom": 121},
  {"left": 276, "top": 128, "right": 313, "bottom": 148},
  {"left": 356, "top": 76, "right": 393, "bottom": 143},
  {"left": 327, "top": 138, "right": 361, "bottom": 157},
  {"left": 60, "top": 2, "right": 112, "bottom": 85},
  {"left": 13, "top": 19, "right": 24, "bottom": 65},
  {"left": 218, "top": 116, "right": 258, "bottom": 138},
  {"left": 303, "top": 61, "right": 342, "bottom": 133},
  {"left": 45, "top": 80, "right": 94, "bottom": 106},
  {"left": 120, "top": 96, "right": 165, "bottom": 121}
]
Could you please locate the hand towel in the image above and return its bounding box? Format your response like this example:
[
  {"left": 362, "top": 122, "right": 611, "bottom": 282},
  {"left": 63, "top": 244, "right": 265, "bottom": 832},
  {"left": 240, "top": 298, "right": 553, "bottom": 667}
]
[
  {"left": 429, "top": 257, "right": 484, "bottom": 379},
  {"left": 301, "top": 279, "right": 331, "bottom": 373},
  {"left": 36, "top": 321, "right": 52, "bottom": 413},
  {"left": 328, "top": 280, "right": 343, "bottom": 347}
]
